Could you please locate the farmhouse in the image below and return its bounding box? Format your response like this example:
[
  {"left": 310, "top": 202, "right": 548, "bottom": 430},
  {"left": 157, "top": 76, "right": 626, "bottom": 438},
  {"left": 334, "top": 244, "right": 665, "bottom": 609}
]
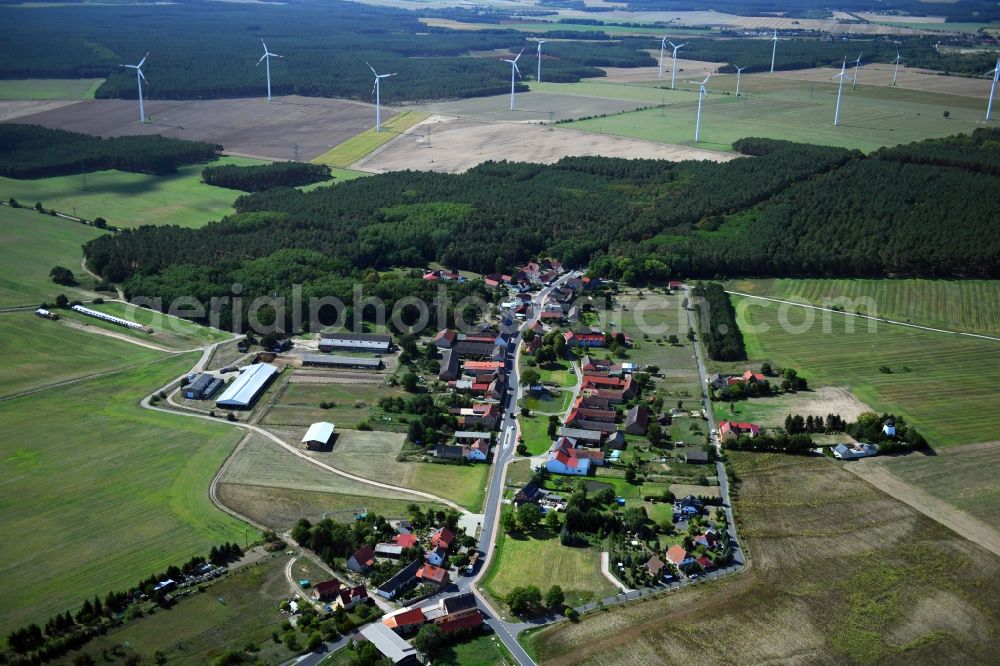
[
  {"left": 215, "top": 363, "right": 278, "bottom": 409},
  {"left": 438, "top": 349, "right": 459, "bottom": 380},
  {"left": 376, "top": 560, "right": 422, "bottom": 599},
  {"left": 359, "top": 623, "right": 419, "bottom": 665},
  {"left": 564, "top": 331, "right": 606, "bottom": 348},
  {"left": 383, "top": 606, "right": 428, "bottom": 636},
  {"left": 333, "top": 585, "right": 368, "bottom": 611},
  {"left": 426, "top": 546, "right": 448, "bottom": 566},
  {"left": 312, "top": 578, "right": 343, "bottom": 602},
  {"left": 833, "top": 442, "right": 880, "bottom": 460},
  {"left": 440, "top": 592, "right": 477, "bottom": 614},
  {"left": 625, "top": 405, "right": 650, "bottom": 435},
  {"left": 301, "top": 421, "right": 335, "bottom": 450},
  {"left": 347, "top": 545, "right": 376, "bottom": 573},
  {"left": 416, "top": 563, "right": 450, "bottom": 587},
  {"left": 183, "top": 373, "right": 223, "bottom": 400},
  {"left": 393, "top": 533, "right": 418, "bottom": 549},
  {"left": 434, "top": 607, "right": 485, "bottom": 634},
  {"left": 429, "top": 527, "right": 454, "bottom": 549},
  {"left": 544, "top": 438, "right": 604, "bottom": 476},
  {"left": 644, "top": 555, "right": 666, "bottom": 579},
  {"left": 318, "top": 332, "right": 391, "bottom": 353},
  {"left": 665, "top": 544, "right": 696, "bottom": 571},
  {"left": 302, "top": 354, "right": 383, "bottom": 370},
  {"left": 718, "top": 420, "right": 762, "bottom": 442}
]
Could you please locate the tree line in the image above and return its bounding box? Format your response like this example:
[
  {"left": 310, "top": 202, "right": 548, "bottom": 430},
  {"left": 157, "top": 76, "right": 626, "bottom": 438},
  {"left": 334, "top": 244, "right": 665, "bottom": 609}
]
[
  {"left": 201, "top": 161, "right": 332, "bottom": 192},
  {"left": 0, "top": 2, "right": 662, "bottom": 103},
  {"left": 0, "top": 124, "right": 220, "bottom": 179},
  {"left": 691, "top": 282, "right": 746, "bottom": 361}
]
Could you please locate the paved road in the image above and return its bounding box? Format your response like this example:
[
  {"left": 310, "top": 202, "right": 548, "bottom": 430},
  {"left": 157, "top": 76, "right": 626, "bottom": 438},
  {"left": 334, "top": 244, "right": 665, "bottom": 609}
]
[{"left": 683, "top": 286, "right": 745, "bottom": 568}]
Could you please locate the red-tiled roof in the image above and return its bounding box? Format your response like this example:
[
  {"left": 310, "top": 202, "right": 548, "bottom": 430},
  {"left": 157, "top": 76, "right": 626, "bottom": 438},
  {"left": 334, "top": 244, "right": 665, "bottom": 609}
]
[
  {"left": 383, "top": 607, "right": 426, "bottom": 629},
  {"left": 417, "top": 563, "right": 450, "bottom": 585},
  {"left": 393, "top": 533, "right": 419, "bottom": 549},
  {"left": 435, "top": 609, "right": 484, "bottom": 633},
  {"left": 666, "top": 545, "right": 687, "bottom": 566},
  {"left": 430, "top": 527, "right": 454, "bottom": 549},
  {"left": 350, "top": 545, "right": 375, "bottom": 568}
]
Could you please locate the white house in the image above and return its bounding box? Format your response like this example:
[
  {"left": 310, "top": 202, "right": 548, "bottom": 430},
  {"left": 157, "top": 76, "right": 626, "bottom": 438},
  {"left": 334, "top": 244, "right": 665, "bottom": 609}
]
[{"left": 833, "top": 442, "right": 879, "bottom": 460}]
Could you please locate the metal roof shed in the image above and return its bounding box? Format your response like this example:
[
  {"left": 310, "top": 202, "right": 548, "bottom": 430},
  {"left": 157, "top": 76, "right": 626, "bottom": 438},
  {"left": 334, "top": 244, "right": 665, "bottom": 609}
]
[
  {"left": 302, "top": 422, "right": 336, "bottom": 447},
  {"left": 216, "top": 363, "right": 278, "bottom": 409}
]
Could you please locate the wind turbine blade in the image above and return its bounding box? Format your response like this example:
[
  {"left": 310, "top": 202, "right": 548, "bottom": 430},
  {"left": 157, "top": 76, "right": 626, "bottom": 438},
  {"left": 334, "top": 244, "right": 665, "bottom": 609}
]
[
  {"left": 258, "top": 53, "right": 267, "bottom": 65},
  {"left": 366, "top": 61, "right": 377, "bottom": 75},
  {"left": 138, "top": 52, "right": 148, "bottom": 68},
  {"left": 138, "top": 69, "right": 147, "bottom": 83},
  {"left": 678, "top": 43, "right": 686, "bottom": 49},
  {"left": 514, "top": 48, "right": 524, "bottom": 62},
  {"left": 513, "top": 62, "right": 521, "bottom": 77}
]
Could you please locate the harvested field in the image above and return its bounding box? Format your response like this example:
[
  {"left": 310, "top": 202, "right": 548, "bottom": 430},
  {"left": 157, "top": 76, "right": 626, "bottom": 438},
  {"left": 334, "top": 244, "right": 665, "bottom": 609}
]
[
  {"left": 411, "top": 90, "right": 666, "bottom": 123},
  {"left": 527, "top": 453, "right": 1000, "bottom": 665},
  {"left": 597, "top": 59, "right": 721, "bottom": 85},
  {"left": 714, "top": 386, "right": 870, "bottom": 429},
  {"left": 4, "top": 95, "right": 387, "bottom": 162},
  {"left": 353, "top": 115, "right": 737, "bottom": 174},
  {"left": 0, "top": 100, "right": 80, "bottom": 122}
]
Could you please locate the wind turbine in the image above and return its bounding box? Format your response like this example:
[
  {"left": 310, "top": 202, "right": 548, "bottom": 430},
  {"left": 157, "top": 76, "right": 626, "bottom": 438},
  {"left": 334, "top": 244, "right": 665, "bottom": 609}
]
[
  {"left": 257, "top": 40, "right": 283, "bottom": 102},
  {"left": 832, "top": 57, "right": 850, "bottom": 127},
  {"left": 529, "top": 36, "right": 548, "bottom": 83},
  {"left": 734, "top": 65, "right": 746, "bottom": 98},
  {"left": 851, "top": 52, "right": 863, "bottom": 91},
  {"left": 688, "top": 74, "right": 710, "bottom": 142},
  {"left": 769, "top": 30, "right": 779, "bottom": 73},
  {"left": 366, "top": 62, "right": 396, "bottom": 132},
  {"left": 667, "top": 41, "right": 686, "bottom": 90},
  {"left": 892, "top": 49, "right": 905, "bottom": 87},
  {"left": 986, "top": 57, "right": 1000, "bottom": 120},
  {"left": 121, "top": 53, "right": 148, "bottom": 124},
  {"left": 503, "top": 48, "right": 523, "bottom": 111},
  {"left": 658, "top": 35, "right": 668, "bottom": 79}
]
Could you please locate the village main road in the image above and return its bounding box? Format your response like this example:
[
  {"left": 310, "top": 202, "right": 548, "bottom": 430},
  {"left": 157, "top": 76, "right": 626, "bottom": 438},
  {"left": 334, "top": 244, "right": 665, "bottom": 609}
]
[{"left": 684, "top": 286, "right": 746, "bottom": 568}]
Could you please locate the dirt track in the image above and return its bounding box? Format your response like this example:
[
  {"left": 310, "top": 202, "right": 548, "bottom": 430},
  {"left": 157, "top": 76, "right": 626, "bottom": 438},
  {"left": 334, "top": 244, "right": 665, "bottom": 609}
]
[
  {"left": 353, "top": 115, "right": 738, "bottom": 174},
  {"left": 3, "top": 95, "right": 389, "bottom": 161},
  {"left": 846, "top": 461, "right": 1000, "bottom": 558}
]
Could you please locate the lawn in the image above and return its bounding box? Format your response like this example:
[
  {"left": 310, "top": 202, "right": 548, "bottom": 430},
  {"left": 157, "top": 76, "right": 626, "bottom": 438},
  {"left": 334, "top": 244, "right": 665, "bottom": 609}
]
[
  {"left": 0, "top": 78, "right": 104, "bottom": 100},
  {"left": 74, "top": 554, "right": 296, "bottom": 665},
  {"left": 0, "top": 156, "right": 266, "bottom": 229},
  {"left": 481, "top": 522, "right": 615, "bottom": 612},
  {"left": 710, "top": 385, "right": 869, "bottom": 430},
  {"left": 61, "top": 300, "right": 231, "bottom": 351},
  {"left": 311, "top": 111, "right": 429, "bottom": 168},
  {"left": 522, "top": 389, "right": 573, "bottom": 415},
  {"left": 0, "top": 353, "right": 253, "bottom": 636},
  {"left": 525, "top": 452, "right": 1000, "bottom": 664},
  {"left": 726, "top": 278, "right": 1000, "bottom": 337},
  {"left": 564, "top": 75, "right": 988, "bottom": 153},
  {"left": 0, "top": 203, "right": 107, "bottom": 307},
  {"left": 518, "top": 413, "right": 556, "bottom": 456},
  {"left": 523, "top": 357, "right": 576, "bottom": 388},
  {"left": 291, "top": 427, "right": 489, "bottom": 512},
  {"left": 261, "top": 378, "right": 408, "bottom": 431},
  {"left": 0, "top": 311, "right": 166, "bottom": 398},
  {"left": 434, "top": 633, "right": 515, "bottom": 665},
  {"left": 730, "top": 294, "right": 1000, "bottom": 447}
]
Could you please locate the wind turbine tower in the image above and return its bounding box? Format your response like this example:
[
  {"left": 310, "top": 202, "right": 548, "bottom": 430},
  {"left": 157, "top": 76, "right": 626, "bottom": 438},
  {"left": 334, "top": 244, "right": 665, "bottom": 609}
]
[
  {"left": 734, "top": 65, "right": 746, "bottom": 98},
  {"left": 832, "top": 57, "right": 850, "bottom": 127},
  {"left": 668, "top": 41, "right": 686, "bottom": 90},
  {"left": 987, "top": 57, "right": 1000, "bottom": 120},
  {"left": 121, "top": 53, "right": 148, "bottom": 124},
  {"left": 258, "top": 40, "right": 283, "bottom": 102},
  {"left": 770, "top": 30, "right": 779, "bottom": 73},
  {"left": 658, "top": 35, "right": 668, "bottom": 79},
  {"left": 852, "top": 52, "right": 863, "bottom": 91},
  {"left": 366, "top": 62, "right": 396, "bottom": 132},
  {"left": 529, "top": 36, "right": 548, "bottom": 83},
  {"left": 690, "top": 74, "right": 710, "bottom": 142},
  {"left": 503, "top": 48, "right": 524, "bottom": 111},
  {"left": 892, "top": 49, "right": 905, "bottom": 87}
]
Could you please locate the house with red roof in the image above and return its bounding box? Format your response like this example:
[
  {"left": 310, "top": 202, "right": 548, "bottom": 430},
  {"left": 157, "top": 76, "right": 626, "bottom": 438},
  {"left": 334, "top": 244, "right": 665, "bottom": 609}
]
[
  {"left": 564, "top": 331, "right": 606, "bottom": 348},
  {"left": 435, "top": 329, "right": 457, "bottom": 349},
  {"left": 311, "top": 578, "right": 343, "bottom": 602},
  {"left": 666, "top": 545, "right": 696, "bottom": 571},
  {"left": 332, "top": 585, "right": 368, "bottom": 611},
  {"left": 742, "top": 369, "right": 767, "bottom": 383},
  {"left": 429, "top": 527, "right": 454, "bottom": 550},
  {"left": 383, "top": 607, "right": 426, "bottom": 634},
  {"left": 696, "top": 556, "right": 716, "bottom": 572},
  {"left": 718, "top": 420, "right": 762, "bottom": 442},
  {"left": 393, "top": 533, "right": 419, "bottom": 549},
  {"left": 434, "top": 608, "right": 485, "bottom": 634},
  {"left": 347, "top": 545, "right": 376, "bottom": 573},
  {"left": 416, "top": 563, "right": 450, "bottom": 587}
]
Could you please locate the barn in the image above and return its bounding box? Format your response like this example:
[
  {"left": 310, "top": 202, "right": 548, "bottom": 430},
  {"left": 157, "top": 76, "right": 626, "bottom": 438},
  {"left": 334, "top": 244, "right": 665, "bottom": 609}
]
[
  {"left": 318, "top": 332, "right": 391, "bottom": 353},
  {"left": 303, "top": 354, "right": 383, "bottom": 370},
  {"left": 215, "top": 363, "right": 278, "bottom": 409},
  {"left": 302, "top": 422, "right": 336, "bottom": 450}
]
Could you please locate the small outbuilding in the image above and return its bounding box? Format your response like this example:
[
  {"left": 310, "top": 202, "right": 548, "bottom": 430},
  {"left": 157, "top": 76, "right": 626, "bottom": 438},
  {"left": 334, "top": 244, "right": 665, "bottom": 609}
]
[{"left": 302, "top": 421, "right": 336, "bottom": 450}]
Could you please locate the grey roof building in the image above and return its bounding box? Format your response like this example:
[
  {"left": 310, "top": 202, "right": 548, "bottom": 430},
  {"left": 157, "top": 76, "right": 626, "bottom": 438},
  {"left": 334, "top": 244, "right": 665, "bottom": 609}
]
[
  {"left": 215, "top": 363, "right": 278, "bottom": 409},
  {"left": 359, "top": 623, "right": 419, "bottom": 664},
  {"left": 319, "top": 332, "right": 391, "bottom": 353},
  {"left": 303, "top": 354, "right": 383, "bottom": 369},
  {"left": 183, "top": 373, "right": 223, "bottom": 400}
]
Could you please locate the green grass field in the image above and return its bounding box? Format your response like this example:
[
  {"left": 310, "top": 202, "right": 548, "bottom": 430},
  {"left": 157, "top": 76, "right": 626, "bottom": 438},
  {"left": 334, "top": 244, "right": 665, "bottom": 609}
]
[
  {"left": 0, "top": 312, "right": 166, "bottom": 398},
  {"left": 727, "top": 278, "right": 1000, "bottom": 336},
  {"left": 0, "top": 353, "right": 252, "bottom": 636},
  {"left": 532, "top": 81, "right": 702, "bottom": 105},
  {"left": 61, "top": 300, "right": 230, "bottom": 351},
  {"left": 312, "top": 111, "right": 429, "bottom": 168},
  {"left": 563, "top": 75, "right": 988, "bottom": 152},
  {"left": 76, "top": 555, "right": 296, "bottom": 665},
  {"left": 730, "top": 295, "right": 1000, "bottom": 447},
  {"left": 0, "top": 156, "right": 265, "bottom": 229},
  {"left": 522, "top": 389, "right": 573, "bottom": 415},
  {"left": 261, "top": 379, "right": 409, "bottom": 431},
  {"left": 481, "top": 521, "right": 614, "bottom": 612},
  {"left": 0, "top": 203, "right": 107, "bottom": 307},
  {"left": 0, "top": 78, "right": 104, "bottom": 100},
  {"left": 518, "top": 413, "right": 555, "bottom": 456}
]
